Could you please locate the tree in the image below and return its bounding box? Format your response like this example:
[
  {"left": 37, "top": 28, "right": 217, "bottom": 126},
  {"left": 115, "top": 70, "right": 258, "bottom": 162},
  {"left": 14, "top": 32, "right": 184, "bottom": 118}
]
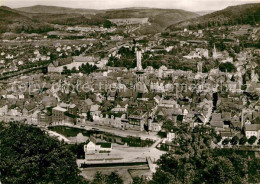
[
  {"left": 248, "top": 136, "right": 257, "bottom": 145},
  {"left": 91, "top": 171, "right": 122, "bottom": 184},
  {"left": 239, "top": 136, "right": 247, "bottom": 145},
  {"left": 215, "top": 134, "right": 222, "bottom": 144},
  {"left": 92, "top": 172, "right": 107, "bottom": 184},
  {"left": 248, "top": 157, "right": 260, "bottom": 183},
  {"left": 150, "top": 124, "right": 256, "bottom": 184},
  {"left": 162, "top": 120, "right": 175, "bottom": 132},
  {"left": 219, "top": 62, "right": 236, "bottom": 73},
  {"left": 103, "top": 20, "right": 113, "bottom": 28},
  {"left": 233, "top": 45, "right": 240, "bottom": 53},
  {"left": 71, "top": 66, "right": 77, "bottom": 73},
  {"left": 230, "top": 136, "right": 239, "bottom": 145},
  {"left": 132, "top": 176, "right": 149, "bottom": 184},
  {"left": 222, "top": 138, "right": 230, "bottom": 145},
  {"left": 79, "top": 63, "right": 98, "bottom": 74},
  {"left": 106, "top": 172, "right": 123, "bottom": 184},
  {"left": 62, "top": 66, "right": 71, "bottom": 75},
  {"left": 0, "top": 122, "right": 88, "bottom": 184}
]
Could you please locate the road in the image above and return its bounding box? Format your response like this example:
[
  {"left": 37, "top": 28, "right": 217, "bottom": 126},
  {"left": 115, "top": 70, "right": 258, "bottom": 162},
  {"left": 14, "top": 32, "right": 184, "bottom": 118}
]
[{"left": 49, "top": 122, "right": 160, "bottom": 141}]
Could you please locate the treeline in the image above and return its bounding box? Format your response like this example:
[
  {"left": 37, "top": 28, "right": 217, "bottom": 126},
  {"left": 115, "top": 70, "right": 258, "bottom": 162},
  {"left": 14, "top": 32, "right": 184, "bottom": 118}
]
[
  {"left": 171, "top": 4, "right": 260, "bottom": 31},
  {"left": 62, "top": 63, "right": 98, "bottom": 75},
  {"left": 0, "top": 122, "right": 87, "bottom": 184},
  {"left": 0, "top": 22, "right": 54, "bottom": 34},
  {"left": 46, "top": 15, "right": 115, "bottom": 28},
  {"left": 148, "top": 124, "right": 260, "bottom": 184},
  {"left": 187, "top": 13, "right": 259, "bottom": 30},
  {"left": 107, "top": 46, "right": 136, "bottom": 69}
]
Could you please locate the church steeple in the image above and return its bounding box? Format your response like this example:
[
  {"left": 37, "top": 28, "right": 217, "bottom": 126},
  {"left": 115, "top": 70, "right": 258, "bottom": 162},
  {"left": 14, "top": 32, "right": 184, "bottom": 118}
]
[
  {"left": 136, "top": 50, "right": 142, "bottom": 71},
  {"left": 213, "top": 44, "right": 217, "bottom": 59}
]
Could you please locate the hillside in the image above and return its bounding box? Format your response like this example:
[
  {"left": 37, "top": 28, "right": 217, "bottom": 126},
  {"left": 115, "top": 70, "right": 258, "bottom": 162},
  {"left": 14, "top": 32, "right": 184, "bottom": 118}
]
[
  {"left": 15, "top": 6, "right": 198, "bottom": 34},
  {"left": 195, "top": 10, "right": 215, "bottom": 16},
  {"left": 103, "top": 8, "right": 198, "bottom": 28},
  {"left": 168, "top": 3, "right": 260, "bottom": 30},
  {"left": 0, "top": 6, "right": 53, "bottom": 33},
  {"left": 16, "top": 5, "right": 102, "bottom": 15},
  {"left": 0, "top": 5, "right": 199, "bottom": 34}
]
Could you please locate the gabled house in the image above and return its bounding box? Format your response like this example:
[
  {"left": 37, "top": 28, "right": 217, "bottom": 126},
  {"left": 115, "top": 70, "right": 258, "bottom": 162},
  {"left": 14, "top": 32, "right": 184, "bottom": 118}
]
[
  {"left": 210, "top": 113, "right": 224, "bottom": 130},
  {"left": 245, "top": 124, "right": 260, "bottom": 138}
]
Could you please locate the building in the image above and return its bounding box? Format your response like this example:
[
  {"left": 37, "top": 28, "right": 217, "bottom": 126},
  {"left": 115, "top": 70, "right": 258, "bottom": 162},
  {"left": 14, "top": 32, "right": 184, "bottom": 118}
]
[
  {"left": 48, "top": 63, "right": 63, "bottom": 73},
  {"left": 84, "top": 141, "right": 96, "bottom": 155},
  {"left": 52, "top": 106, "right": 67, "bottom": 124},
  {"left": 90, "top": 105, "right": 101, "bottom": 121},
  {"left": 212, "top": 45, "right": 223, "bottom": 60},
  {"left": 197, "top": 62, "right": 203, "bottom": 73},
  {"left": 210, "top": 113, "right": 224, "bottom": 130},
  {"left": 128, "top": 115, "right": 146, "bottom": 131},
  {"left": 245, "top": 124, "right": 260, "bottom": 138},
  {"left": 37, "top": 111, "right": 52, "bottom": 125},
  {"left": 166, "top": 132, "right": 176, "bottom": 142},
  {"left": 183, "top": 48, "right": 208, "bottom": 59},
  {"left": 148, "top": 118, "right": 162, "bottom": 132},
  {"left": 84, "top": 140, "right": 112, "bottom": 157},
  {"left": 136, "top": 50, "right": 142, "bottom": 71}
]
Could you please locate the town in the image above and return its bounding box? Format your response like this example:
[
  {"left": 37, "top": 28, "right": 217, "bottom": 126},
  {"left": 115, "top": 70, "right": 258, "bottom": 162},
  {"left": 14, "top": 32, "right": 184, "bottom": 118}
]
[{"left": 0, "top": 2, "right": 260, "bottom": 184}]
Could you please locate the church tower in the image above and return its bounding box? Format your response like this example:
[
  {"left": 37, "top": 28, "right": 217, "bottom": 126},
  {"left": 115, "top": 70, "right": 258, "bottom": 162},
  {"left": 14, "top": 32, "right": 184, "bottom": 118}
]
[
  {"left": 197, "top": 62, "right": 203, "bottom": 73},
  {"left": 213, "top": 44, "right": 218, "bottom": 60},
  {"left": 136, "top": 50, "right": 142, "bottom": 71}
]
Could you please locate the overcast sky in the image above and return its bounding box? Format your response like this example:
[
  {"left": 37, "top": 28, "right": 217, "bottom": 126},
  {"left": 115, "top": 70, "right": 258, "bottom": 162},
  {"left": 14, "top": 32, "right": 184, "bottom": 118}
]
[{"left": 1, "top": 0, "right": 259, "bottom": 11}]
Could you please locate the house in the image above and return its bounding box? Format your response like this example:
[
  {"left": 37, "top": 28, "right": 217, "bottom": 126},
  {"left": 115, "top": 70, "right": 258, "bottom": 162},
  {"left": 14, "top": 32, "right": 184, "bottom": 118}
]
[
  {"left": 48, "top": 63, "right": 63, "bottom": 73},
  {"left": 0, "top": 105, "right": 8, "bottom": 116},
  {"left": 128, "top": 115, "right": 145, "bottom": 131},
  {"left": 84, "top": 141, "right": 96, "bottom": 155},
  {"left": 84, "top": 140, "right": 112, "bottom": 156},
  {"left": 107, "top": 90, "right": 118, "bottom": 101},
  {"left": 148, "top": 118, "right": 162, "bottom": 132},
  {"left": 52, "top": 106, "right": 67, "bottom": 124},
  {"left": 159, "top": 99, "right": 178, "bottom": 109},
  {"left": 90, "top": 105, "right": 101, "bottom": 121},
  {"left": 166, "top": 132, "right": 175, "bottom": 142},
  {"left": 133, "top": 82, "right": 148, "bottom": 93},
  {"left": 60, "top": 103, "right": 77, "bottom": 115},
  {"left": 37, "top": 110, "right": 52, "bottom": 125},
  {"left": 111, "top": 105, "right": 127, "bottom": 113},
  {"left": 210, "top": 113, "right": 224, "bottom": 130},
  {"left": 245, "top": 124, "right": 260, "bottom": 138},
  {"left": 183, "top": 48, "right": 209, "bottom": 59}
]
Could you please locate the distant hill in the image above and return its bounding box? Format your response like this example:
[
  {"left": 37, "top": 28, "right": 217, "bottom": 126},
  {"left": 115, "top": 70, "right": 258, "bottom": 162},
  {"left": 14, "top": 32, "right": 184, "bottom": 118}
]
[
  {"left": 168, "top": 3, "right": 260, "bottom": 30},
  {"left": 0, "top": 5, "right": 198, "bottom": 34},
  {"left": 15, "top": 6, "right": 198, "bottom": 34},
  {"left": 16, "top": 5, "right": 102, "bottom": 15},
  {"left": 103, "top": 8, "right": 198, "bottom": 26},
  {"left": 0, "top": 6, "right": 53, "bottom": 33}
]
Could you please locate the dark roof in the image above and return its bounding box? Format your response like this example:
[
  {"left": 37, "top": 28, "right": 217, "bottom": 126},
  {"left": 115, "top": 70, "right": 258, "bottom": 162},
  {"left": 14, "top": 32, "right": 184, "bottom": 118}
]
[{"left": 245, "top": 124, "right": 260, "bottom": 131}]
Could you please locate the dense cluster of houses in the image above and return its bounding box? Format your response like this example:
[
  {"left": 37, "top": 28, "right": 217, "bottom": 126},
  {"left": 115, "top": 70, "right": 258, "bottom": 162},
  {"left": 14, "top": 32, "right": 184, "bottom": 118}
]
[{"left": 0, "top": 23, "right": 259, "bottom": 144}]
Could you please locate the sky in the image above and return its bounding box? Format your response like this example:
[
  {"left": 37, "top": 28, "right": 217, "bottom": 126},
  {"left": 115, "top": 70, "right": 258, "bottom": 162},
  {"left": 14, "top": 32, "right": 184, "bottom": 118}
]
[{"left": 1, "top": 0, "right": 259, "bottom": 11}]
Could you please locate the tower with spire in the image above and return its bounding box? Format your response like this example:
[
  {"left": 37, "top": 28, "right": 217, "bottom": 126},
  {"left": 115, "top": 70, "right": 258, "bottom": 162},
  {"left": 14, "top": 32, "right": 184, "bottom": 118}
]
[
  {"left": 212, "top": 44, "right": 217, "bottom": 60},
  {"left": 136, "top": 50, "right": 142, "bottom": 71}
]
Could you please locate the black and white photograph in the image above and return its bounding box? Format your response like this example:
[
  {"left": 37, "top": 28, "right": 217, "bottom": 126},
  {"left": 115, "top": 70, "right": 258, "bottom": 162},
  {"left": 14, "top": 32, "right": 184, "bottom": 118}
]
[{"left": 0, "top": 0, "right": 260, "bottom": 183}]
